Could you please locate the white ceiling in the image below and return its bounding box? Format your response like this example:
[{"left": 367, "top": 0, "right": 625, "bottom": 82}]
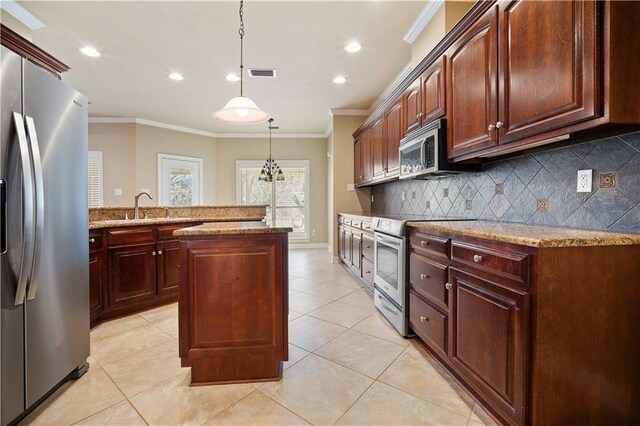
[{"left": 21, "top": 1, "right": 425, "bottom": 135}]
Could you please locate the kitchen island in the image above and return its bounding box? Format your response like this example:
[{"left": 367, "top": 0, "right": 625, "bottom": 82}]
[{"left": 175, "top": 222, "right": 291, "bottom": 386}]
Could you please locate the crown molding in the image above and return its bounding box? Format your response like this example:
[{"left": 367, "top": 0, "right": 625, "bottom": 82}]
[
  {"left": 402, "top": 0, "right": 444, "bottom": 44},
  {"left": 89, "top": 116, "right": 326, "bottom": 139},
  {"left": 369, "top": 62, "right": 412, "bottom": 113},
  {"left": 323, "top": 121, "right": 333, "bottom": 138},
  {"left": 0, "top": 0, "right": 45, "bottom": 30},
  {"left": 329, "top": 109, "right": 370, "bottom": 117}
]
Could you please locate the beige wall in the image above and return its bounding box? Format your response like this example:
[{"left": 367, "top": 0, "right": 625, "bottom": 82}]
[
  {"left": 134, "top": 125, "right": 217, "bottom": 208},
  {"left": 88, "top": 124, "right": 137, "bottom": 206},
  {"left": 411, "top": 1, "right": 474, "bottom": 67},
  {"left": 216, "top": 137, "right": 328, "bottom": 244},
  {"left": 328, "top": 115, "right": 371, "bottom": 258}
]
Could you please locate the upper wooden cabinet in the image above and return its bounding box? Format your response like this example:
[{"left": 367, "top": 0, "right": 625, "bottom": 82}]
[
  {"left": 384, "top": 98, "right": 403, "bottom": 178},
  {"left": 403, "top": 80, "right": 422, "bottom": 135},
  {"left": 362, "top": 129, "right": 373, "bottom": 183},
  {"left": 404, "top": 56, "right": 447, "bottom": 137},
  {"left": 354, "top": 137, "right": 363, "bottom": 185},
  {"left": 371, "top": 118, "right": 385, "bottom": 179},
  {"left": 446, "top": 6, "right": 499, "bottom": 159}
]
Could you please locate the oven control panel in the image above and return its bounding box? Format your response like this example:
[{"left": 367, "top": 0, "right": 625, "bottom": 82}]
[{"left": 372, "top": 217, "right": 405, "bottom": 237}]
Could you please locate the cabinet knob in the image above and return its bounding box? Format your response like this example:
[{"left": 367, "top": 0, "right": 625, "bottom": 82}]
[
  {"left": 445, "top": 282, "right": 452, "bottom": 290},
  {"left": 420, "top": 316, "right": 429, "bottom": 322},
  {"left": 420, "top": 273, "right": 430, "bottom": 280},
  {"left": 152, "top": 251, "right": 156, "bottom": 256},
  {"left": 496, "top": 121, "right": 504, "bottom": 129},
  {"left": 89, "top": 238, "right": 95, "bottom": 243},
  {"left": 158, "top": 250, "right": 163, "bottom": 255},
  {"left": 487, "top": 124, "right": 495, "bottom": 131},
  {"left": 420, "top": 240, "right": 430, "bottom": 247},
  {"left": 473, "top": 254, "right": 483, "bottom": 263}
]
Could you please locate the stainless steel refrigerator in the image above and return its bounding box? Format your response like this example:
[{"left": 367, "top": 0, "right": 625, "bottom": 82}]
[{"left": 1, "top": 46, "right": 90, "bottom": 425}]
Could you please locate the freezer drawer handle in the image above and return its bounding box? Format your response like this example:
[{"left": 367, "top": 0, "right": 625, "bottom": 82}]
[
  {"left": 25, "top": 116, "right": 45, "bottom": 301},
  {"left": 12, "top": 112, "right": 35, "bottom": 306}
]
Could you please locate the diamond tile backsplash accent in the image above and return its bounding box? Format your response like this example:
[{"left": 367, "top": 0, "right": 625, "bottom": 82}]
[{"left": 371, "top": 131, "right": 640, "bottom": 233}]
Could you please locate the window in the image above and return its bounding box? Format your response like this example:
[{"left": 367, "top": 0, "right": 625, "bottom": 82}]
[
  {"left": 237, "top": 160, "right": 310, "bottom": 240},
  {"left": 158, "top": 154, "right": 203, "bottom": 206},
  {"left": 88, "top": 151, "right": 103, "bottom": 207}
]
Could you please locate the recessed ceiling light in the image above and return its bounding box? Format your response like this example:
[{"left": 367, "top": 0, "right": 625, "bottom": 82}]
[
  {"left": 226, "top": 73, "right": 241, "bottom": 82},
  {"left": 79, "top": 46, "right": 100, "bottom": 58},
  {"left": 333, "top": 76, "right": 346, "bottom": 84},
  {"left": 344, "top": 41, "right": 361, "bottom": 53},
  {"left": 169, "top": 72, "right": 184, "bottom": 81}
]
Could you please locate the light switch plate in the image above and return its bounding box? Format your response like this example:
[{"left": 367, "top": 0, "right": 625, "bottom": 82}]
[
  {"left": 114, "top": 188, "right": 123, "bottom": 196},
  {"left": 577, "top": 169, "right": 593, "bottom": 192},
  {"left": 347, "top": 184, "right": 355, "bottom": 191}
]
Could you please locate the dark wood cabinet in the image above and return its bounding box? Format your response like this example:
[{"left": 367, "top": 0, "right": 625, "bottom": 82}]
[
  {"left": 384, "top": 98, "right": 403, "bottom": 178},
  {"left": 109, "top": 243, "right": 157, "bottom": 308},
  {"left": 354, "top": 137, "right": 363, "bottom": 185},
  {"left": 338, "top": 224, "right": 346, "bottom": 261},
  {"left": 89, "top": 248, "right": 107, "bottom": 323},
  {"left": 403, "top": 79, "right": 422, "bottom": 135},
  {"left": 446, "top": 6, "right": 499, "bottom": 159},
  {"left": 351, "top": 232, "right": 362, "bottom": 274},
  {"left": 156, "top": 240, "right": 181, "bottom": 297},
  {"left": 337, "top": 214, "right": 373, "bottom": 293},
  {"left": 371, "top": 118, "right": 385, "bottom": 179},
  {"left": 498, "top": 0, "right": 599, "bottom": 145},
  {"left": 421, "top": 56, "right": 446, "bottom": 125},
  {"left": 362, "top": 129, "right": 373, "bottom": 183}
]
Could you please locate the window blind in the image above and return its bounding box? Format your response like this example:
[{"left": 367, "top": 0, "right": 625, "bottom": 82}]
[{"left": 88, "top": 151, "right": 103, "bottom": 207}]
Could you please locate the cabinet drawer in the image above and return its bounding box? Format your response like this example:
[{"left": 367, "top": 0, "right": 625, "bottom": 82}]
[
  {"left": 410, "top": 292, "right": 447, "bottom": 358},
  {"left": 156, "top": 223, "right": 199, "bottom": 240},
  {"left": 362, "top": 233, "right": 374, "bottom": 262},
  {"left": 362, "top": 257, "right": 374, "bottom": 291},
  {"left": 351, "top": 219, "right": 362, "bottom": 229},
  {"left": 410, "top": 253, "right": 448, "bottom": 310},
  {"left": 362, "top": 220, "right": 372, "bottom": 232},
  {"left": 343, "top": 217, "right": 352, "bottom": 226},
  {"left": 451, "top": 241, "right": 529, "bottom": 285},
  {"left": 410, "top": 232, "right": 450, "bottom": 258},
  {"left": 89, "top": 231, "right": 104, "bottom": 252},
  {"left": 107, "top": 227, "right": 155, "bottom": 246}
]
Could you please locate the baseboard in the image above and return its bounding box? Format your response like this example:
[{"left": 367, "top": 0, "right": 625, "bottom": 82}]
[
  {"left": 331, "top": 256, "right": 340, "bottom": 263},
  {"left": 288, "top": 242, "right": 329, "bottom": 250}
]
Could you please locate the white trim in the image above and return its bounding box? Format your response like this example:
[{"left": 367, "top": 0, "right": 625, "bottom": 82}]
[
  {"left": 329, "top": 109, "right": 370, "bottom": 116},
  {"left": 331, "top": 256, "right": 341, "bottom": 264},
  {"left": 88, "top": 116, "right": 326, "bottom": 139},
  {"left": 402, "top": 0, "right": 445, "bottom": 44},
  {"left": 289, "top": 243, "right": 329, "bottom": 250},
  {"left": 87, "top": 151, "right": 104, "bottom": 207},
  {"left": 157, "top": 153, "right": 204, "bottom": 206},
  {"left": 323, "top": 121, "right": 333, "bottom": 138},
  {"left": 369, "top": 62, "right": 413, "bottom": 113},
  {"left": 0, "top": 0, "right": 45, "bottom": 30}
]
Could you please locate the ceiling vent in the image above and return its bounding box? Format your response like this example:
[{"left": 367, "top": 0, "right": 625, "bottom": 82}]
[{"left": 248, "top": 69, "right": 277, "bottom": 78}]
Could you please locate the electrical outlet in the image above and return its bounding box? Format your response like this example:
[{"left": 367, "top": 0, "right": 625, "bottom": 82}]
[
  {"left": 114, "top": 188, "right": 123, "bottom": 196},
  {"left": 347, "top": 184, "right": 355, "bottom": 191},
  {"left": 577, "top": 170, "right": 593, "bottom": 192}
]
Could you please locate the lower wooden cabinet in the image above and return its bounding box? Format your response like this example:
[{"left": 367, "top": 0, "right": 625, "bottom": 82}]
[
  {"left": 351, "top": 232, "right": 362, "bottom": 274},
  {"left": 89, "top": 250, "right": 107, "bottom": 321},
  {"left": 109, "top": 243, "right": 157, "bottom": 309},
  {"left": 337, "top": 214, "right": 374, "bottom": 293},
  {"left": 157, "top": 240, "right": 181, "bottom": 296}
]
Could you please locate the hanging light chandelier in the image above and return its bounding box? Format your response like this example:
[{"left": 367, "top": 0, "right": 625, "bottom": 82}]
[
  {"left": 259, "top": 118, "right": 284, "bottom": 182},
  {"left": 212, "top": 0, "right": 270, "bottom": 125}
]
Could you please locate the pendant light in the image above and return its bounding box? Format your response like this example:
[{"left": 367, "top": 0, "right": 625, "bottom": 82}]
[
  {"left": 213, "top": 0, "right": 270, "bottom": 125},
  {"left": 259, "top": 119, "right": 284, "bottom": 182}
]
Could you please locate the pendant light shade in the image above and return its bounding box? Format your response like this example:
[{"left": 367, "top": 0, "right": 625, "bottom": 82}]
[
  {"left": 212, "top": 96, "right": 270, "bottom": 125},
  {"left": 213, "top": 0, "right": 270, "bottom": 125}
]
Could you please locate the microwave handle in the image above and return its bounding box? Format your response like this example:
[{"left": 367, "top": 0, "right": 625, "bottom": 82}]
[{"left": 419, "top": 141, "right": 426, "bottom": 169}]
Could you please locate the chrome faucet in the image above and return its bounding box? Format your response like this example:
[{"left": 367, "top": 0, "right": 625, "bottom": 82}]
[{"left": 134, "top": 192, "right": 153, "bottom": 219}]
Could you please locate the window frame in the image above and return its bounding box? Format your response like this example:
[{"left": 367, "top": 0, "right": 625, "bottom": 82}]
[
  {"left": 236, "top": 159, "right": 310, "bottom": 241},
  {"left": 88, "top": 150, "right": 104, "bottom": 207},
  {"left": 157, "top": 153, "right": 204, "bottom": 206}
]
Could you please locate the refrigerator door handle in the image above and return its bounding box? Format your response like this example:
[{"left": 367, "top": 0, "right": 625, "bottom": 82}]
[
  {"left": 12, "top": 112, "right": 36, "bottom": 306},
  {"left": 25, "top": 116, "right": 45, "bottom": 301},
  {"left": 1, "top": 180, "right": 6, "bottom": 254}
]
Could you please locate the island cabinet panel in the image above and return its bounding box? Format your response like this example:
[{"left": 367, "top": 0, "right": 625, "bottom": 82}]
[
  {"left": 108, "top": 243, "right": 157, "bottom": 308},
  {"left": 498, "top": 0, "right": 599, "bottom": 145},
  {"left": 156, "top": 240, "right": 181, "bottom": 297},
  {"left": 384, "top": 98, "right": 403, "bottom": 177},
  {"left": 179, "top": 234, "right": 288, "bottom": 385},
  {"left": 446, "top": 6, "right": 499, "bottom": 159}
]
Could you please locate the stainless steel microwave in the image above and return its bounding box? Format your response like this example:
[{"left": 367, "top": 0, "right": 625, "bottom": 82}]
[{"left": 398, "top": 120, "right": 480, "bottom": 179}]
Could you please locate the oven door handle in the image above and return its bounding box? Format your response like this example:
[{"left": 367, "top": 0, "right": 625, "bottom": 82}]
[
  {"left": 377, "top": 293, "right": 400, "bottom": 316},
  {"left": 375, "top": 233, "right": 402, "bottom": 248}
]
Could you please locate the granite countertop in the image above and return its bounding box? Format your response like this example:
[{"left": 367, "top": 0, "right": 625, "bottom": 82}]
[
  {"left": 407, "top": 220, "right": 640, "bottom": 248},
  {"left": 174, "top": 221, "right": 293, "bottom": 236},
  {"left": 89, "top": 216, "right": 265, "bottom": 230}
]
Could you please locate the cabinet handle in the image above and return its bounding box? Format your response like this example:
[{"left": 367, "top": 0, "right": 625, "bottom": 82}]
[
  {"left": 89, "top": 238, "right": 95, "bottom": 243},
  {"left": 158, "top": 250, "right": 163, "bottom": 255},
  {"left": 445, "top": 282, "right": 452, "bottom": 290},
  {"left": 420, "top": 316, "right": 429, "bottom": 322},
  {"left": 420, "top": 240, "right": 430, "bottom": 247},
  {"left": 365, "top": 245, "right": 371, "bottom": 249},
  {"left": 152, "top": 251, "right": 156, "bottom": 256},
  {"left": 496, "top": 121, "right": 504, "bottom": 129},
  {"left": 420, "top": 273, "right": 430, "bottom": 280},
  {"left": 473, "top": 254, "right": 483, "bottom": 263},
  {"left": 487, "top": 124, "right": 495, "bottom": 131},
  {"left": 366, "top": 270, "right": 371, "bottom": 274}
]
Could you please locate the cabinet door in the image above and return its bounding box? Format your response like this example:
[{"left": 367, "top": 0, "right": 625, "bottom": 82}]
[
  {"left": 448, "top": 267, "right": 528, "bottom": 425},
  {"left": 421, "top": 56, "right": 446, "bottom": 124},
  {"left": 109, "top": 243, "right": 157, "bottom": 309},
  {"left": 89, "top": 251, "right": 107, "bottom": 322},
  {"left": 404, "top": 79, "right": 422, "bottom": 134},
  {"left": 351, "top": 232, "right": 362, "bottom": 273},
  {"left": 371, "top": 118, "right": 385, "bottom": 179},
  {"left": 157, "top": 240, "right": 181, "bottom": 297},
  {"left": 345, "top": 229, "right": 353, "bottom": 264},
  {"left": 362, "top": 129, "right": 373, "bottom": 182},
  {"left": 354, "top": 138, "right": 363, "bottom": 184},
  {"left": 338, "top": 225, "right": 345, "bottom": 260},
  {"left": 498, "top": 0, "right": 599, "bottom": 145},
  {"left": 446, "top": 6, "right": 499, "bottom": 159},
  {"left": 384, "top": 98, "right": 403, "bottom": 177}
]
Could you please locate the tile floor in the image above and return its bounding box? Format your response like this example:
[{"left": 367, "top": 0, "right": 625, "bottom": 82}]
[{"left": 22, "top": 249, "right": 496, "bottom": 426}]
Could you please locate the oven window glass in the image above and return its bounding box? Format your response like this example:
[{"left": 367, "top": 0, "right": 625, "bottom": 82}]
[
  {"left": 399, "top": 140, "right": 424, "bottom": 175},
  {"left": 377, "top": 243, "right": 399, "bottom": 290}
]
